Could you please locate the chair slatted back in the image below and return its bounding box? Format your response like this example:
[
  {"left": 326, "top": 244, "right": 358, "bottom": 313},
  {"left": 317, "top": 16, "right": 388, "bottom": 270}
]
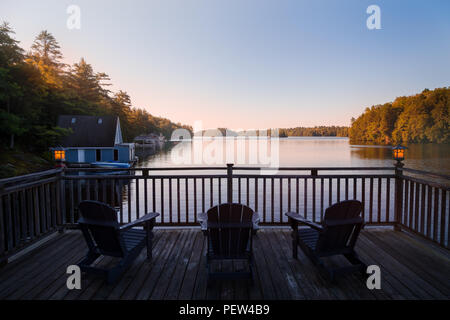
[
  {"left": 78, "top": 200, "right": 124, "bottom": 257},
  {"left": 316, "top": 200, "right": 363, "bottom": 253},
  {"left": 207, "top": 203, "right": 254, "bottom": 257}
]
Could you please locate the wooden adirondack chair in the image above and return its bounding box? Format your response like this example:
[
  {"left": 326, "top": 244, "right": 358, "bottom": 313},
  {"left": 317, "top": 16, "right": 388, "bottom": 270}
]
[
  {"left": 198, "top": 203, "right": 259, "bottom": 283},
  {"left": 286, "top": 200, "right": 366, "bottom": 281},
  {"left": 77, "top": 200, "right": 159, "bottom": 284}
]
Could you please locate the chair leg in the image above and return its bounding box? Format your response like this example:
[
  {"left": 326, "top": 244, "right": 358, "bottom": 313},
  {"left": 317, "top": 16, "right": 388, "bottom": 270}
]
[
  {"left": 344, "top": 252, "right": 367, "bottom": 275},
  {"left": 292, "top": 239, "right": 298, "bottom": 259}
]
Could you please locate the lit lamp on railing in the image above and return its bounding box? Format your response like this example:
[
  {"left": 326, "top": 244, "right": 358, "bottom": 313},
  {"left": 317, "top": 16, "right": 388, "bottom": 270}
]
[
  {"left": 53, "top": 147, "right": 66, "bottom": 168},
  {"left": 392, "top": 145, "right": 406, "bottom": 167}
]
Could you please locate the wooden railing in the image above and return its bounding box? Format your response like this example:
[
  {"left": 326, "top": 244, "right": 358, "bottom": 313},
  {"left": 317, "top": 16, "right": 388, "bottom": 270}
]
[
  {"left": 0, "top": 165, "right": 449, "bottom": 264},
  {"left": 0, "top": 169, "right": 64, "bottom": 265}
]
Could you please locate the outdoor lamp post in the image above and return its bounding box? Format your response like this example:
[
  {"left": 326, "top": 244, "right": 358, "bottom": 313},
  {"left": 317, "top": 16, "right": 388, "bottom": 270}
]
[{"left": 392, "top": 145, "right": 406, "bottom": 167}]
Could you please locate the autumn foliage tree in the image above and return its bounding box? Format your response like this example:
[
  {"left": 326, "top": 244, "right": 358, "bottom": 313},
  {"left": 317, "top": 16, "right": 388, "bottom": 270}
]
[
  {"left": 0, "top": 23, "right": 192, "bottom": 153},
  {"left": 349, "top": 88, "right": 449, "bottom": 144}
]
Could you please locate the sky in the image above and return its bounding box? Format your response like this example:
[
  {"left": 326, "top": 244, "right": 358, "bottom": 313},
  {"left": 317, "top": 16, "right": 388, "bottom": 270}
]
[{"left": 1, "top": 0, "right": 449, "bottom": 129}]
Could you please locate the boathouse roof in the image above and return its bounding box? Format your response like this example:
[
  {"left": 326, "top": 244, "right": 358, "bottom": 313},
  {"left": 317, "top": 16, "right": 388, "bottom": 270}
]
[{"left": 57, "top": 115, "right": 123, "bottom": 147}]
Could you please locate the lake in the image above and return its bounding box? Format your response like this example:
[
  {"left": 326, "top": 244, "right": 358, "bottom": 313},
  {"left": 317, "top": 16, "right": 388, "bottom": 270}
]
[{"left": 137, "top": 137, "right": 450, "bottom": 174}]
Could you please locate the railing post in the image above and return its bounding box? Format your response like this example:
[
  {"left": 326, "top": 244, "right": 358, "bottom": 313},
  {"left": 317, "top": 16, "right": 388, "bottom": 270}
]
[
  {"left": 394, "top": 163, "right": 404, "bottom": 231},
  {"left": 59, "top": 168, "right": 66, "bottom": 231},
  {"left": 227, "top": 163, "right": 234, "bottom": 203}
]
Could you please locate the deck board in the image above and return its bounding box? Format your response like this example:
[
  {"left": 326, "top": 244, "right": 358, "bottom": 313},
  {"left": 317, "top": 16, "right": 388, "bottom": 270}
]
[{"left": 0, "top": 227, "right": 449, "bottom": 300}]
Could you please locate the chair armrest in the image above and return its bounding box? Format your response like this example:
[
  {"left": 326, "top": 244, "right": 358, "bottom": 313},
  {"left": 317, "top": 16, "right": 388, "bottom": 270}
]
[
  {"left": 285, "top": 212, "right": 323, "bottom": 231},
  {"left": 120, "top": 212, "right": 159, "bottom": 231}
]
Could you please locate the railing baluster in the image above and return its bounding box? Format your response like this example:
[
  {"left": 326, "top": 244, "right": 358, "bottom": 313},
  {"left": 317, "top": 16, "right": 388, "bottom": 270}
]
[
  {"left": 45, "top": 184, "right": 51, "bottom": 231},
  {"left": 5, "top": 194, "right": 13, "bottom": 250},
  {"left": 304, "top": 178, "right": 308, "bottom": 219},
  {"left": 246, "top": 177, "right": 250, "bottom": 206},
  {"left": 194, "top": 178, "right": 197, "bottom": 222},
  {"left": 20, "top": 190, "right": 27, "bottom": 240},
  {"left": 279, "top": 178, "right": 283, "bottom": 222},
  {"left": 420, "top": 183, "right": 425, "bottom": 234},
  {"left": 440, "top": 189, "right": 446, "bottom": 247},
  {"left": 33, "top": 188, "right": 40, "bottom": 236},
  {"left": 263, "top": 178, "right": 267, "bottom": 223},
  {"left": 160, "top": 178, "right": 164, "bottom": 224},
  {"left": 126, "top": 180, "right": 131, "bottom": 223},
  {"left": 287, "top": 178, "right": 291, "bottom": 213},
  {"left": 433, "top": 187, "right": 439, "bottom": 242},
  {"left": 386, "top": 178, "right": 390, "bottom": 223},
  {"left": 345, "top": 178, "right": 349, "bottom": 200},
  {"left": 135, "top": 178, "right": 140, "bottom": 219},
  {"left": 296, "top": 178, "right": 299, "bottom": 213},
  {"left": 94, "top": 179, "right": 99, "bottom": 201},
  {"left": 328, "top": 178, "right": 332, "bottom": 207},
  {"left": 320, "top": 178, "right": 324, "bottom": 221},
  {"left": 238, "top": 178, "right": 241, "bottom": 204},
  {"left": 337, "top": 178, "right": 341, "bottom": 202},
  {"left": 12, "top": 193, "right": 20, "bottom": 245},
  {"left": 69, "top": 181, "right": 74, "bottom": 224},
  {"left": 144, "top": 171, "right": 148, "bottom": 214},
  {"left": 369, "top": 177, "right": 373, "bottom": 223},
  {"left": 185, "top": 178, "right": 189, "bottom": 222},
  {"left": 0, "top": 196, "right": 4, "bottom": 255},
  {"left": 414, "top": 182, "right": 420, "bottom": 231},
  {"left": 426, "top": 185, "right": 432, "bottom": 238},
  {"left": 361, "top": 178, "right": 365, "bottom": 220},
  {"left": 409, "top": 181, "right": 414, "bottom": 229},
  {"left": 403, "top": 179, "right": 409, "bottom": 225},
  {"left": 171, "top": 178, "right": 175, "bottom": 224},
  {"left": 218, "top": 177, "right": 222, "bottom": 204},
  {"left": 312, "top": 177, "right": 316, "bottom": 222},
  {"left": 377, "top": 177, "right": 381, "bottom": 223},
  {"left": 271, "top": 178, "right": 274, "bottom": 223},
  {"left": 119, "top": 181, "right": 123, "bottom": 224},
  {"left": 152, "top": 178, "right": 156, "bottom": 213},
  {"left": 201, "top": 178, "right": 205, "bottom": 213},
  {"left": 210, "top": 178, "right": 213, "bottom": 207},
  {"left": 255, "top": 178, "right": 258, "bottom": 213}
]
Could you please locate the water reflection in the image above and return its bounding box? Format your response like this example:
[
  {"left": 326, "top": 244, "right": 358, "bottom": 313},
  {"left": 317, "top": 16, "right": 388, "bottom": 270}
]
[{"left": 138, "top": 137, "right": 450, "bottom": 174}]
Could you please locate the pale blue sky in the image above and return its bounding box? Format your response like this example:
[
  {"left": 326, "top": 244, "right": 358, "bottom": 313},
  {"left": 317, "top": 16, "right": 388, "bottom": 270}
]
[{"left": 1, "top": 0, "right": 449, "bottom": 129}]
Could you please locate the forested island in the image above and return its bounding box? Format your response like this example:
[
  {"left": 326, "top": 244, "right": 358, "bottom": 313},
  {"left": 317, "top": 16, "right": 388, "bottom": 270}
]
[
  {"left": 278, "top": 126, "right": 349, "bottom": 137},
  {"left": 349, "top": 87, "right": 449, "bottom": 144},
  {"left": 0, "top": 23, "right": 191, "bottom": 176}
]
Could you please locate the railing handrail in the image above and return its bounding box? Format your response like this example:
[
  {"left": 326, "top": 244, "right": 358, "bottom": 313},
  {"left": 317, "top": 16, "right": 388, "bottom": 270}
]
[
  {"left": 401, "top": 167, "right": 450, "bottom": 180},
  {"left": 0, "top": 168, "right": 62, "bottom": 187},
  {"left": 64, "top": 166, "right": 397, "bottom": 172}
]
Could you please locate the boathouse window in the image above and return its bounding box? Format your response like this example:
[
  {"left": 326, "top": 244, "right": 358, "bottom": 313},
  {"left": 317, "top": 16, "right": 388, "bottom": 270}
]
[
  {"left": 114, "top": 149, "right": 119, "bottom": 161},
  {"left": 96, "top": 149, "right": 101, "bottom": 161},
  {"left": 98, "top": 118, "right": 102, "bottom": 124},
  {"left": 71, "top": 118, "right": 76, "bottom": 124}
]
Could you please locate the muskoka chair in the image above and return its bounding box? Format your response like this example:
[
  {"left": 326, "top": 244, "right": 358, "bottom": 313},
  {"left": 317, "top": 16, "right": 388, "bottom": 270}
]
[
  {"left": 198, "top": 203, "right": 260, "bottom": 283},
  {"left": 286, "top": 200, "right": 366, "bottom": 282},
  {"left": 77, "top": 200, "right": 159, "bottom": 284}
]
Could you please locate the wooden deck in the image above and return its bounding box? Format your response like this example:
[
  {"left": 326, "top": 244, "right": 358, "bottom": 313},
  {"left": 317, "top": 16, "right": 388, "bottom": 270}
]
[{"left": 0, "top": 227, "right": 449, "bottom": 300}]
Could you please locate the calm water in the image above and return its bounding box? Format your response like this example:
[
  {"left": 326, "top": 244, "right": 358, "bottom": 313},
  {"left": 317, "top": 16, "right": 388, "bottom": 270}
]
[{"left": 138, "top": 137, "right": 450, "bottom": 174}]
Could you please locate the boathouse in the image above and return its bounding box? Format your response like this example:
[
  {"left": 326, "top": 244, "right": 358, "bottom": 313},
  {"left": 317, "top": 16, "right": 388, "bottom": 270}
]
[{"left": 54, "top": 115, "right": 135, "bottom": 164}]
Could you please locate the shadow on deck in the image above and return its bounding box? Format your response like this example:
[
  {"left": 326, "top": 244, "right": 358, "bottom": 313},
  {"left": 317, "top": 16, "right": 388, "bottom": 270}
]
[{"left": 0, "top": 228, "right": 449, "bottom": 300}]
